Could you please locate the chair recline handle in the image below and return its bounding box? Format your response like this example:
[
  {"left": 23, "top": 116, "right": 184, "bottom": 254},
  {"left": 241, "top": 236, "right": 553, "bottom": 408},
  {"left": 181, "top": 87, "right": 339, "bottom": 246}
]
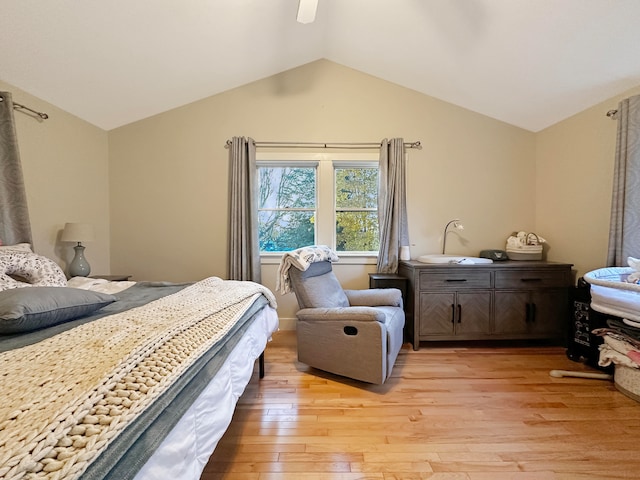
[{"left": 343, "top": 326, "right": 359, "bottom": 336}]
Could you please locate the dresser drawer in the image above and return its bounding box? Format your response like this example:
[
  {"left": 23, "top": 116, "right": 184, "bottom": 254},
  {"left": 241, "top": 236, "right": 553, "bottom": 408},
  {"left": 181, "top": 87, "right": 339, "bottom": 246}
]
[
  {"left": 495, "top": 270, "right": 569, "bottom": 289},
  {"left": 419, "top": 270, "right": 492, "bottom": 290}
]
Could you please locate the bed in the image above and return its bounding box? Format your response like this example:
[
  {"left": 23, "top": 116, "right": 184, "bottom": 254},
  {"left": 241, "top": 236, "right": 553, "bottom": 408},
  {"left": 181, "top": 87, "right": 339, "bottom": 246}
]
[
  {"left": 584, "top": 263, "right": 640, "bottom": 402},
  {"left": 0, "top": 247, "right": 279, "bottom": 480},
  {"left": 583, "top": 266, "right": 640, "bottom": 322}
]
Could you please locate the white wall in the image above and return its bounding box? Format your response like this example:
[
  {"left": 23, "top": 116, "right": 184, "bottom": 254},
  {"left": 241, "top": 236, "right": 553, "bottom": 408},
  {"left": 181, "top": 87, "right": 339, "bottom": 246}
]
[
  {"left": 536, "top": 84, "right": 640, "bottom": 278},
  {"left": 5, "top": 60, "right": 637, "bottom": 326},
  {"left": 0, "top": 80, "right": 111, "bottom": 276},
  {"left": 108, "top": 60, "right": 537, "bottom": 322}
]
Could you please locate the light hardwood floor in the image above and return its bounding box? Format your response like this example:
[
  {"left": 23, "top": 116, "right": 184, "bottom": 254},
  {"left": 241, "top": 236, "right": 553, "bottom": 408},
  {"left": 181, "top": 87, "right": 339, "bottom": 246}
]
[{"left": 203, "top": 331, "right": 640, "bottom": 480}]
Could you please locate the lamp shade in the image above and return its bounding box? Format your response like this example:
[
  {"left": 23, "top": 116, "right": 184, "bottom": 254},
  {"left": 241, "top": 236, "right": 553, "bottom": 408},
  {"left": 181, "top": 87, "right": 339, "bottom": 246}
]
[{"left": 61, "top": 223, "right": 95, "bottom": 243}]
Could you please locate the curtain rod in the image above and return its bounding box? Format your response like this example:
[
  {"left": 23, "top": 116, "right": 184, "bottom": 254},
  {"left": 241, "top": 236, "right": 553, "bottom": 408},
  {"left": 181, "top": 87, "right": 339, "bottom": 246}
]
[
  {"left": 225, "top": 140, "right": 421, "bottom": 149},
  {"left": 14, "top": 102, "right": 49, "bottom": 120},
  {"left": 606, "top": 109, "right": 618, "bottom": 118},
  {"left": 0, "top": 96, "right": 49, "bottom": 120}
]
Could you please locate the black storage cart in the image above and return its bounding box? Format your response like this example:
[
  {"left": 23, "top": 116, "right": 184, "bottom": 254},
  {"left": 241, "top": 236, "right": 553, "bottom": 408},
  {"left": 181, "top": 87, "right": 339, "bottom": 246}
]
[{"left": 567, "top": 277, "right": 614, "bottom": 371}]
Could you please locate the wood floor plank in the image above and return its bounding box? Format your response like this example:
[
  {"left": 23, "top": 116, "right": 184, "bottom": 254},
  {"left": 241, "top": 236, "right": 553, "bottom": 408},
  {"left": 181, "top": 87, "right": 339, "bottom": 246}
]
[
  {"left": 201, "top": 331, "right": 639, "bottom": 480},
  {"left": 260, "top": 475, "right": 384, "bottom": 480}
]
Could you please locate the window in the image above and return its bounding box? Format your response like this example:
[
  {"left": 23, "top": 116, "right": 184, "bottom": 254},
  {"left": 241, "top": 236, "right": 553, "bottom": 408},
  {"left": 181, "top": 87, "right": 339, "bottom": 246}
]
[
  {"left": 257, "top": 163, "right": 317, "bottom": 252},
  {"left": 334, "top": 164, "right": 379, "bottom": 252},
  {"left": 257, "top": 153, "right": 378, "bottom": 255}
]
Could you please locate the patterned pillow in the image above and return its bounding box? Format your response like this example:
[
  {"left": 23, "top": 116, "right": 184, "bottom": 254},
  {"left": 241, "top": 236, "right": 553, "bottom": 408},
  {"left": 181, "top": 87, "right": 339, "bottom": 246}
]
[
  {"left": 0, "top": 243, "right": 33, "bottom": 253},
  {"left": 0, "top": 252, "right": 67, "bottom": 291}
]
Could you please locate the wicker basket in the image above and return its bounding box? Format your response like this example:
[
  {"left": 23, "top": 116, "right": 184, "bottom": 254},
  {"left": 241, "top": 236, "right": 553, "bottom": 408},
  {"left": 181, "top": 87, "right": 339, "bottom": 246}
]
[
  {"left": 506, "top": 232, "right": 543, "bottom": 260},
  {"left": 615, "top": 365, "right": 640, "bottom": 403}
]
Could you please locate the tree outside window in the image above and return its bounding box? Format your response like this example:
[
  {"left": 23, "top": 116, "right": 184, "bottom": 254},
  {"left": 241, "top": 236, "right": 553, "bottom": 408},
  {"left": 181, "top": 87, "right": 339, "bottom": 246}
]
[
  {"left": 335, "top": 166, "right": 379, "bottom": 252},
  {"left": 257, "top": 155, "right": 379, "bottom": 254},
  {"left": 258, "top": 165, "right": 316, "bottom": 252}
]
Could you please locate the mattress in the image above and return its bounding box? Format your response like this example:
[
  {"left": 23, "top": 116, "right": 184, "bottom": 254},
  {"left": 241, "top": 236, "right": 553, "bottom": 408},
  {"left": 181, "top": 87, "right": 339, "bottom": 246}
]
[
  {"left": 0, "top": 277, "right": 279, "bottom": 480},
  {"left": 584, "top": 267, "right": 640, "bottom": 321}
]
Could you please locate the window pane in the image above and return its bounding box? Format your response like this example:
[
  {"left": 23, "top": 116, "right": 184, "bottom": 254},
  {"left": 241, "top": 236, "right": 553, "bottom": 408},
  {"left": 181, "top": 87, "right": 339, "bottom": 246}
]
[
  {"left": 336, "top": 211, "right": 379, "bottom": 252},
  {"left": 259, "top": 167, "right": 316, "bottom": 209},
  {"left": 335, "top": 168, "right": 378, "bottom": 209},
  {"left": 259, "top": 210, "right": 315, "bottom": 252}
]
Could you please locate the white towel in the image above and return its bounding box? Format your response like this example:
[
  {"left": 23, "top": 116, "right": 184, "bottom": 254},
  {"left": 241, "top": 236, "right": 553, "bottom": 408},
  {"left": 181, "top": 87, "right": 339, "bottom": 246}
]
[
  {"left": 627, "top": 256, "right": 640, "bottom": 284},
  {"left": 276, "top": 245, "right": 339, "bottom": 294}
]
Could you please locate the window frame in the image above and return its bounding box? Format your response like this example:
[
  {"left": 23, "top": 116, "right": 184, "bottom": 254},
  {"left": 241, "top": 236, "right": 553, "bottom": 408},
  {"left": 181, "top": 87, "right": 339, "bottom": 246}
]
[{"left": 257, "top": 152, "right": 379, "bottom": 264}]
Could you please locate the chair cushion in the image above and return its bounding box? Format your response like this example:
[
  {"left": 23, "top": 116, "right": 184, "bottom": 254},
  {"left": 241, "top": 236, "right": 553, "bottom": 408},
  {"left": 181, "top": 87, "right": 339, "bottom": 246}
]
[
  {"left": 344, "top": 288, "right": 402, "bottom": 307},
  {"left": 289, "top": 268, "right": 349, "bottom": 309},
  {"left": 291, "top": 260, "right": 333, "bottom": 279},
  {"left": 296, "top": 306, "right": 385, "bottom": 322}
]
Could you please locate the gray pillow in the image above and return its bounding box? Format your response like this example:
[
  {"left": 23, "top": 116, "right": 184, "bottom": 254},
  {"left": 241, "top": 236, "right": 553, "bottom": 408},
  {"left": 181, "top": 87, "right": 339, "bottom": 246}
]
[{"left": 0, "top": 287, "right": 116, "bottom": 334}]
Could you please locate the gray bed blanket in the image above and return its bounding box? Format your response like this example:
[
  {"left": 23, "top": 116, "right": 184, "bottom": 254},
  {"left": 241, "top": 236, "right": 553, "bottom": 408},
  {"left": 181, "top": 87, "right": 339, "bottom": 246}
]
[
  {"left": 0, "top": 278, "right": 275, "bottom": 480},
  {"left": 0, "top": 282, "right": 190, "bottom": 353},
  {"left": 89, "top": 294, "right": 269, "bottom": 480}
]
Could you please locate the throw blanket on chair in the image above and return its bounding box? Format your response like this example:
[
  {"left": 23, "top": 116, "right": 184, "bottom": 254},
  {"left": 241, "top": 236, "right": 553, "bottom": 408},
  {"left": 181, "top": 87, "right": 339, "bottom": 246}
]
[
  {"left": 276, "top": 245, "right": 339, "bottom": 294},
  {"left": 0, "top": 277, "right": 276, "bottom": 480}
]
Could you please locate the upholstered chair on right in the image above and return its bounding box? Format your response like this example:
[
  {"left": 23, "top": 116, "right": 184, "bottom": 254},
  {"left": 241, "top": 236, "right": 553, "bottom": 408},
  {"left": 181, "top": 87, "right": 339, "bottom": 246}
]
[{"left": 288, "top": 260, "right": 405, "bottom": 384}]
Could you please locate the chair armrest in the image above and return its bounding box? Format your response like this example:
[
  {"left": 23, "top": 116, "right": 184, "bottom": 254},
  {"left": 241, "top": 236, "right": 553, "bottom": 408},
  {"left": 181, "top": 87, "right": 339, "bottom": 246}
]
[
  {"left": 296, "top": 307, "right": 385, "bottom": 322},
  {"left": 344, "top": 288, "right": 403, "bottom": 308}
]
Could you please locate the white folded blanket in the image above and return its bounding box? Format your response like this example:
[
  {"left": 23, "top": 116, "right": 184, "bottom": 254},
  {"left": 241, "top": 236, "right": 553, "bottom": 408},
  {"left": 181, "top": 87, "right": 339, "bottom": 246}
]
[
  {"left": 506, "top": 231, "right": 546, "bottom": 249},
  {"left": 276, "top": 245, "right": 339, "bottom": 294},
  {"left": 628, "top": 256, "right": 640, "bottom": 284},
  {"left": 67, "top": 276, "right": 136, "bottom": 294}
]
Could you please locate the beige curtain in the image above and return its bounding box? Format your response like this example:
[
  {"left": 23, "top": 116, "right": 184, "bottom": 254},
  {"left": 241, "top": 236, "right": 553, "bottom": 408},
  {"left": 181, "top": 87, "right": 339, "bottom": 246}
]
[
  {"left": 0, "top": 92, "right": 32, "bottom": 246},
  {"left": 377, "top": 138, "right": 409, "bottom": 273},
  {"left": 607, "top": 95, "right": 640, "bottom": 266},
  {"left": 228, "top": 136, "right": 261, "bottom": 282}
]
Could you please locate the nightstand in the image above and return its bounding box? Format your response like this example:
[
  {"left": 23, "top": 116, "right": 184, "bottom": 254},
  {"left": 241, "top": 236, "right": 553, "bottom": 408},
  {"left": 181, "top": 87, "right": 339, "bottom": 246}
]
[
  {"left": 369, "top": 273, "right": 409, "bottom": 343},
  {"left": 89, "top": 275, "right": 132, "bottom": 281},
  {"left": 368, "top": 273, "right": 407, "bottom": 302}
]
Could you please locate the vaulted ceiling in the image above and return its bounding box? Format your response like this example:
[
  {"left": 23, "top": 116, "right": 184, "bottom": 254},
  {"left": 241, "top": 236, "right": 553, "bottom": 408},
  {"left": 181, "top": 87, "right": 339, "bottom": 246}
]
[{"left": 2, "top": 0, "right": 640, "bottom": 132}]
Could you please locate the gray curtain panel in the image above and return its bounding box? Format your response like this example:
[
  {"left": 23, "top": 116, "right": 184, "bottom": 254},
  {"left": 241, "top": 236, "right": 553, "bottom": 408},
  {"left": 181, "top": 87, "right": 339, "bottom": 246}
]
[
  {"left": 228, "top": 136, "right": 261, "bottom": 282},
  {"left": 607, "top": 95, "right": 640, "bottom": 266},
  {"left": 0, "top": 92, "right": 32, "bottom": 246},
  {"left": 377, "top": 138, "right": 409, "bottom": 274}
]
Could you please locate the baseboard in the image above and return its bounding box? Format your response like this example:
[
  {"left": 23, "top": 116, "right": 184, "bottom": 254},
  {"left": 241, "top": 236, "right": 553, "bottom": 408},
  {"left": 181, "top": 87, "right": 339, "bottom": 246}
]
[{"left": 277, "top": 317, "right": 297, "bottom": 331}]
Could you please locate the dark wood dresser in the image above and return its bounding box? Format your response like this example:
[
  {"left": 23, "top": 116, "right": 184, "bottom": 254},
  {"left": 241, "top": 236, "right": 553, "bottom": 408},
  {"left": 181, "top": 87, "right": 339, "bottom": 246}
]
[{"left": 398, "top": 260, "right": 574, "bottom": 350}]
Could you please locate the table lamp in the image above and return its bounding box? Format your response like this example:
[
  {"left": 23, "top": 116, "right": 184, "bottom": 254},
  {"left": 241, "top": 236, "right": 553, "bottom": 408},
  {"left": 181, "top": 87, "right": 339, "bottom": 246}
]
[{"left": 61, "top": 222, "right": 95, "bottom": 277}]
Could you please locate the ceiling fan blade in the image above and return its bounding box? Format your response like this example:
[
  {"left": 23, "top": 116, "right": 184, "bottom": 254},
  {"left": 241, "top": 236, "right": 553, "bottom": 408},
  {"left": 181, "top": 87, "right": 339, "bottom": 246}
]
[{"left": 297, "top": 0, "right": 318, "bottom": 24}]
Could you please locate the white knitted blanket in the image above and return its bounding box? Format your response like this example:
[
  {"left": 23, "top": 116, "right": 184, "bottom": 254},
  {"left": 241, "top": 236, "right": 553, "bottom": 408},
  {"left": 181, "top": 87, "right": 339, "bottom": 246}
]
[
  {"left": 0, "top": 277, "right": 276, "bottom": 480},
  {"left": 276, "top": 245, "right": 339, "bottom": 294}
]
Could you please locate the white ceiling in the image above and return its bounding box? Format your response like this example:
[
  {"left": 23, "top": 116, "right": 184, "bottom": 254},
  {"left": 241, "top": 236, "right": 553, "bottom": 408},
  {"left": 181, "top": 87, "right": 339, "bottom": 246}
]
[{"left": 2, "top": 0, "right": 640, "bottom": 132}]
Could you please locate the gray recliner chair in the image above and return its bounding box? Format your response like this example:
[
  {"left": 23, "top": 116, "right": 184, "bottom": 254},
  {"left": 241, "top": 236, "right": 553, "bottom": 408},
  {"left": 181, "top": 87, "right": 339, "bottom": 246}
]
[{"left": 288, "top": 261, "right": 405, "bottom": 384}]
